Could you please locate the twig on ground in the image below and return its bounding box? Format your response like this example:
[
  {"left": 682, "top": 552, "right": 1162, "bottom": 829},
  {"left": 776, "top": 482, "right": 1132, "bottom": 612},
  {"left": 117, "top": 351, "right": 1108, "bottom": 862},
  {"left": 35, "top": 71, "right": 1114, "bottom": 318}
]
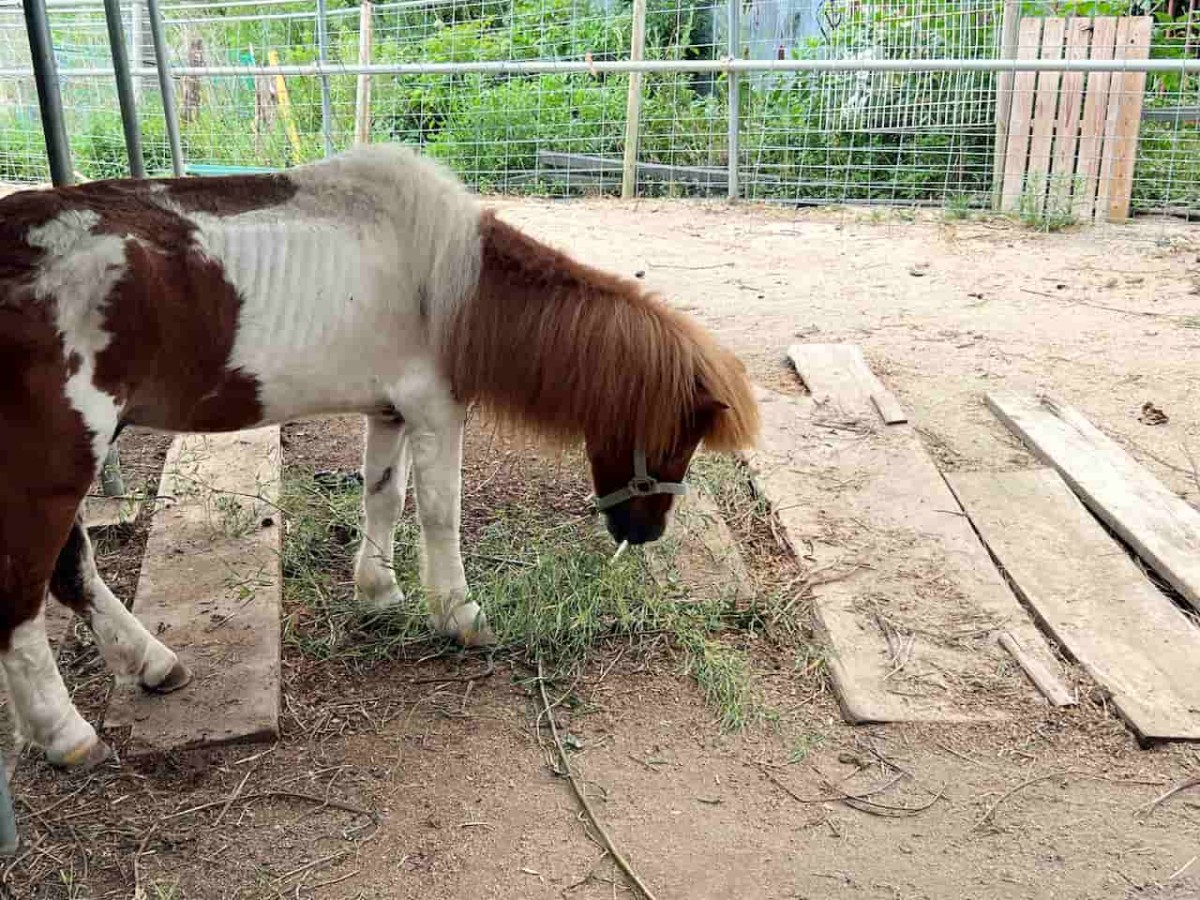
[
  {"left": 974, "top": 770, "right": 1080, "bottom": 830},
  {"left": 409, "top": 658, "right": 496, "bottom": 686},
  {"left": 757, "top": 763, "right": 941, "bottom": 818},
  {"left": 163, "top": 790, "right": 376, "bottom": 825},
  {"left": 652, "top": 262, "right": 734, "bottom": 270},
  {"left": 274, "top": 850, "right": 350, "bottom": 886},
  {"left": 1139, "top": 775, "right": 1200, "bottom": 819},
  {"left": 537, "top": 659, "right": 658, "bottom": 900}
]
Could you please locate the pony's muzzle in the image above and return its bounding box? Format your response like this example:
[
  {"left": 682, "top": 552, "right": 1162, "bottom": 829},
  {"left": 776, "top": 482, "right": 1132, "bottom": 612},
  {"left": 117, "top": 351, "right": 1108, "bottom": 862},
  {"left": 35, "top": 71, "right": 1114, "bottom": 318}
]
[{"left": 602, "top": 505, "right": 667, "bottom": 546}]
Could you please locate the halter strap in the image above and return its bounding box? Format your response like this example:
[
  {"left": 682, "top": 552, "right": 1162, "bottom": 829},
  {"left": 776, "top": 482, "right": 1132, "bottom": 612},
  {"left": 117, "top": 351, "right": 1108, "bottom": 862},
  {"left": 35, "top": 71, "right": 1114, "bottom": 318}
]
[{"left": 593, "top": 447, "right": 688, "bottom": 513}]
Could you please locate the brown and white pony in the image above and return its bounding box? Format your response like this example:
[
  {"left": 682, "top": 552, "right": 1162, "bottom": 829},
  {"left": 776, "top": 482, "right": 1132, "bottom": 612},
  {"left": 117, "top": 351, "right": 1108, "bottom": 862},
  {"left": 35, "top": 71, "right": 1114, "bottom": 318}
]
[{"left": 0, "top": 144, "right": 758, "bottom": 769}]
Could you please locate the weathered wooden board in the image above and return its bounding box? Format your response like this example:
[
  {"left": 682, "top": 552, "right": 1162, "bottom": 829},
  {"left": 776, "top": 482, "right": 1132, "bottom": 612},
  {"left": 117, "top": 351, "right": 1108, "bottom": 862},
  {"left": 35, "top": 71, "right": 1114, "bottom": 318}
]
[
  {"left": 105, "top": 428, "right": 282, "bottom": 755},
  {"left": 1103, "top": 15, "right": 1152, "bottom": 222},
  {"left": 1026, "top": 16, "right": 1066, "bottom": 214},
  {"left": 745, "top": 374, "right": 1072, "bottom": 724},
  {"left": 1000, "top": 17, "right": 1045, "bottom": 212},
  {"left": 1073, "top": 17, "right": 1118, "bottom": 220},
  {"left": 949, "top": 468, "right": 1200, "bottom": 742},
  {"left": 787, "top": 344, "right": 906, "bottom": 425},
  {"left": 986, "top": 392, "right": 1200, "bottom": 614},
  {"left": 1048, "top": 18, "right": 1091, "bottom": 214},
  {"left": 646, "top": 487, "right": 752, "bottom": 603}
]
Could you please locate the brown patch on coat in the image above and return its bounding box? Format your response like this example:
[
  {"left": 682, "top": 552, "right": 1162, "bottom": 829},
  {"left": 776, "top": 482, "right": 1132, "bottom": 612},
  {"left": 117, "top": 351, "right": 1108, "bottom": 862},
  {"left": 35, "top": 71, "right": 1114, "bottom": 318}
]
[
  {"left": 0, "top": 173, "right": 297, "bottom": 246},
  {"left": 0, "top": 301, "right": 96, "bottom": 643},
  {"left": 0, "top": 174, "right": 300, "bottom": 434},
  {"left": 442, "top": 210, "right": 759, "bottom": 459},
  {"left": 160, "top": 173, "right": 298, "bottom": 217},
  {"left": 0, "top": 173, "right": 299, "bottom": 642},
  {"left": 93, "top": 235, "right": 264, "bottom": 433}
]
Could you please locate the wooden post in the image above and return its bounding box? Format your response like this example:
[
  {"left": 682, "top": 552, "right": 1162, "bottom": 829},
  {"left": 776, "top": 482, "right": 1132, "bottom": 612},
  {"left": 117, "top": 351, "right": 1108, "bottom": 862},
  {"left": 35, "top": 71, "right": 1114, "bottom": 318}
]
[
  {"left": 621, "top": 0, "right": 647, "bottom": 199},
  {"left": 354, "top": 0, "right": 373, "bottom": 145},
  {"left": 181, "top": 33, "right": 203, "bottom": 124},
  {"left": 727, "top": 0, "right": 740, "bottom": 200},
  {"left": 991, "top": 0, "right": 1022, "bottom": 209},
  {"left": 269, "top": 48, "right": 303, "bottom": 160}
]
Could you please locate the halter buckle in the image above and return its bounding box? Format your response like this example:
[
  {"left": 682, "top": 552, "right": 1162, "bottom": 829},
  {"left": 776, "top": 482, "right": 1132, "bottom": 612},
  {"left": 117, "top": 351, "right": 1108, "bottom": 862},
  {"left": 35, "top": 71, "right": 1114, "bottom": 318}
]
[{"left": 628, "top": 476, "right": 658, "bottom": 496}]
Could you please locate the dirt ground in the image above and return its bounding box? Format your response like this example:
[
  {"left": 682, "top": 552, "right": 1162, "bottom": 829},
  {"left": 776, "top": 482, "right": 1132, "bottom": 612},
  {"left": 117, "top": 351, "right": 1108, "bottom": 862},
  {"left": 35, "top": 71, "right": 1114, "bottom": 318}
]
[{"left": 6, "top": 201, "right": 1200, "bottom": 900}]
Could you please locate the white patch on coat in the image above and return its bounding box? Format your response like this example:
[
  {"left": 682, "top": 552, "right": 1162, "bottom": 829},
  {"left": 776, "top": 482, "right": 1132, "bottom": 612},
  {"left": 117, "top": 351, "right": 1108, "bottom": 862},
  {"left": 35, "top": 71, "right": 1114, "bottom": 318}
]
[
  {"left": 186, "top": 144, "right": 482, "bottom": 425},
  {"left": 27, "top": 208, "right": 129, "bottom": 464}
]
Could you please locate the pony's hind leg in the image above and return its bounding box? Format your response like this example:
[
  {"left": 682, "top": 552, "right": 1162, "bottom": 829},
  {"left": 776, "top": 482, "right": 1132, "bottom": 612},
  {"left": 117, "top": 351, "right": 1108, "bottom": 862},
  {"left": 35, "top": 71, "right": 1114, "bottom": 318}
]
[
  {"left": 50, "top": 516, "right": 190, "bottom": 694},
  {"left": 408, "top": 409, "right": 495, "bottom": 647},
  {"left": 353, "top": 414, "right": 411, "bottom": 612}
]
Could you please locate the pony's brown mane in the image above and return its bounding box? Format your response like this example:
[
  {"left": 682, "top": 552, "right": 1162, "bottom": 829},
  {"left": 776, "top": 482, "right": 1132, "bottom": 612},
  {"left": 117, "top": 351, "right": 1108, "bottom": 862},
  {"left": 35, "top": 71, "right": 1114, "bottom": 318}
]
[{"left": 442, "top": 210, "right": 758, "bottom": 457}]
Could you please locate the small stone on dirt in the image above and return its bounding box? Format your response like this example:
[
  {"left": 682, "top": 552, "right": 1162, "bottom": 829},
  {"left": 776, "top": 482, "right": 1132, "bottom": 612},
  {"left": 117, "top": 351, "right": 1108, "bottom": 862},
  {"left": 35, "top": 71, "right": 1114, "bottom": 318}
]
[{"left": 1139, "top": 401, "right": 1169, "bottom": 426}]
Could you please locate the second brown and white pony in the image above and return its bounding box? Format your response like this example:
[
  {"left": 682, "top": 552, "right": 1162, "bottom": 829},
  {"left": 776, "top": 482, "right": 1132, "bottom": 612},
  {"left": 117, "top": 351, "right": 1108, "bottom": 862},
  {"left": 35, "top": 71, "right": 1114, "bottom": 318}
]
[{"left": 0, "top": 144, "right": 758, "bottom": 769}]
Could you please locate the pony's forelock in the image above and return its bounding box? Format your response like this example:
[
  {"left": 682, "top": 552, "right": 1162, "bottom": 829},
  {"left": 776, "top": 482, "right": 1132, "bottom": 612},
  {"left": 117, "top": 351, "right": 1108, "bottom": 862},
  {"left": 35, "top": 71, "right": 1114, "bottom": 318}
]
[{"left": 442, "top": 211, "right": 758, "bottom": 458}]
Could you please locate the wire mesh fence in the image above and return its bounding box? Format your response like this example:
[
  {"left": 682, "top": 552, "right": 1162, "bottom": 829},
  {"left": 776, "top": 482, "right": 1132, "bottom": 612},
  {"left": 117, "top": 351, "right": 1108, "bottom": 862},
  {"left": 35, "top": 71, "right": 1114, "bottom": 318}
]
[{"left": 0, "top": 0, "right": 1196, "bottom": 220}]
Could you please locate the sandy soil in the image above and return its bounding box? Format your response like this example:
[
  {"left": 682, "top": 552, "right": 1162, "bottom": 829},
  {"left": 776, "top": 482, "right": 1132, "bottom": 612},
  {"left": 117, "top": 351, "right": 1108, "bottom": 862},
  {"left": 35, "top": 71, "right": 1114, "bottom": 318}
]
[{"left": 6, "top": 201, "right": 1200, "bottom": 900}]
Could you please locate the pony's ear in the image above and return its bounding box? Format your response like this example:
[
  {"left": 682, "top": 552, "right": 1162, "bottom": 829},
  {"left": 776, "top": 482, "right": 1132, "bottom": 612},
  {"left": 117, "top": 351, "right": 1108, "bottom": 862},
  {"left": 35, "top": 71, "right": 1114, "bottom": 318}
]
[{"left": 696, "top": 381, "right": 731, "bottom": 412}]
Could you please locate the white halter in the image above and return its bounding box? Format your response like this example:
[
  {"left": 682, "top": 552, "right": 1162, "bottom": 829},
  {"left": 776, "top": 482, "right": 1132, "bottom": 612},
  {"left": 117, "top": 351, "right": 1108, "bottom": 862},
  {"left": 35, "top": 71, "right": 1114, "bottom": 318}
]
[{"left": 593, "top": 447, "right": 688, "bottom": 512}]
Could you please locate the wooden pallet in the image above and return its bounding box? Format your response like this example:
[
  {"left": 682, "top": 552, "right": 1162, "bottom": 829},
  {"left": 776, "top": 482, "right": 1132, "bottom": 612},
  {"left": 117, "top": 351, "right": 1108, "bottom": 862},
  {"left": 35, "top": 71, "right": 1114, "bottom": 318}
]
[{"left": 996, "top": 15, "right": 1151, "bottom": 223}]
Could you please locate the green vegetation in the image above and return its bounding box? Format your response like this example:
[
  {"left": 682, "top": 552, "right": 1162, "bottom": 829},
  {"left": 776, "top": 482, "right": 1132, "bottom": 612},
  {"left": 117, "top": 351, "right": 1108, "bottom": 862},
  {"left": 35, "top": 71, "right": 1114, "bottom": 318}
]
[
  {"left": 279, "top": 459, "right": 783, "bottom": 730},
  {"left": 0, "top": 0, "right": 1195, "bottom": 214}
]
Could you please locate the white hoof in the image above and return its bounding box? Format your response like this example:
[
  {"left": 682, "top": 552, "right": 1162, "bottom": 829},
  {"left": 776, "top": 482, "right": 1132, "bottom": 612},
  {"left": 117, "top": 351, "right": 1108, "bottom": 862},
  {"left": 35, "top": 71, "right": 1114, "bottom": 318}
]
[
  {"left": 44, "top": 716, "right": 110, "bottom": 770},
  {"left": 356, "top": 584, "right": 406, "bottom": 613},
  {"left": 429, "top": 601, "right": 497, "bottom": 648}
]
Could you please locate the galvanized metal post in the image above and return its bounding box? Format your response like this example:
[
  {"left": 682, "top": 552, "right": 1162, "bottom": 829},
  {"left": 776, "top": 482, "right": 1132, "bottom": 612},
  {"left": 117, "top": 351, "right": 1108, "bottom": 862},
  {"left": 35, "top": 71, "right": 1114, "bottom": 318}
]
[
  {"left": 0, "top": 765, "right": 17, "bottom": 856},
  {"left": 316, "top": 0, "right": 334, "bottom": 157},
  {"left": 130, "top": 0, "right": 143, "bottom": 99},
  {"left": 727, "top": 0, "right": 740, "bottom": 200},
  {"left": 147, "top": 0, "right": 185, "bottom": 176},
  {"left": 22, "top": 0, "right": 74, "bottom": 185},
  {"left": 103, "top": 0, "right": 146, "bottom": 178}
]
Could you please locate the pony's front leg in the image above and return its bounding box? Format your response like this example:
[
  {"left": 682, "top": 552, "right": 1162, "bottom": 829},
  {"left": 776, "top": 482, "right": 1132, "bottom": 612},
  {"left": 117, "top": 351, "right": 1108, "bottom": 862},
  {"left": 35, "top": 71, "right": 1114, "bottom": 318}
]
[
  {"left": 353, "top": 414, "right": 411, "bottom": 611},
  {"left": 409, "top": 412, "right": 495, "bottom": 647}
]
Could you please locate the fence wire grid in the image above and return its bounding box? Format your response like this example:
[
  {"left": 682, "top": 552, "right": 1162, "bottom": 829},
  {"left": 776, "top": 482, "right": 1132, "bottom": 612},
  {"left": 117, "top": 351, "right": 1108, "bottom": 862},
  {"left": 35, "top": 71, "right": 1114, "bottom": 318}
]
[{"left": 0, "top": 0, "right": 1197, "bottom": 219}]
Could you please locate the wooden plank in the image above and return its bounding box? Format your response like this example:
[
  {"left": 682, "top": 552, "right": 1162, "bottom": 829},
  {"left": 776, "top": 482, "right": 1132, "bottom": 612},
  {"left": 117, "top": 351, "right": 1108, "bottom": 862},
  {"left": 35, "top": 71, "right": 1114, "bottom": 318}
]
[
  {"left": 1074, "top": 17, "right": 1119, "bottom": 220},
  {"left": 646, "top": 487, "right": 753, "bottom": 604},
  {"left": 1048, "top": 17, "right": 1091, "bottom": 216},
  {"left": 1025, "top": 17, "right": 1067, "bottom": 216},
  {"left": 1001, "top": 17, "right": 1045, "bottom": 212},
  {"left": 743, "top": 385, "right": 1072, "bottom": 724},
  {"left": 1104, "top": 16, "right": 1152, "bottom": 221},
  {"left": 104, "top": 428, "right": 282, "bottom": 755},
  {"left": 1095, "top": 17, "right": 1133, "bottom": 220},
  {"left": 787, "top": 343, "right": 907, "bottom": 425},
  {"left": 949, "top": 468, "right": 1200, "bottom": 742},
  {"left": 986, "top": 392, "right": 1200, "bottom": 614}
]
